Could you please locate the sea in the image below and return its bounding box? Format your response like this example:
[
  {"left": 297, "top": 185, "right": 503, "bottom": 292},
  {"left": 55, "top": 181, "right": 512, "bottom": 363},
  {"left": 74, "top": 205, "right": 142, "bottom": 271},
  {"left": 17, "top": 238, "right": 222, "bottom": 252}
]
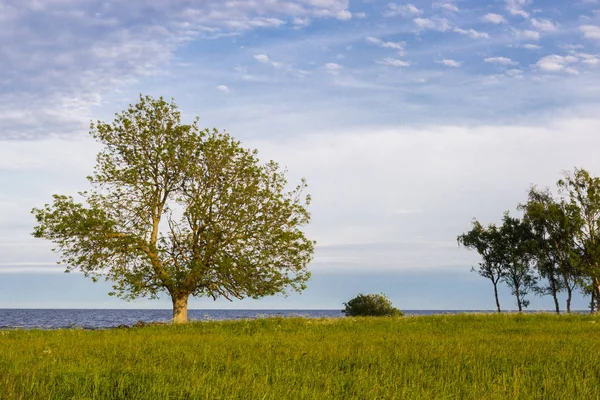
[{"left": 0, "top": 309, "right": 496, "bottom": 330}]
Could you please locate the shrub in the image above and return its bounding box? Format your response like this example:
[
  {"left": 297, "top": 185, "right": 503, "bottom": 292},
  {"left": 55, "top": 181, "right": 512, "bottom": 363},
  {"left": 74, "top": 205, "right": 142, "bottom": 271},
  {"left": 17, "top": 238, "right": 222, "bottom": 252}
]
[{"left": 343, "top": 293, "right": 403, "bottom": 317}]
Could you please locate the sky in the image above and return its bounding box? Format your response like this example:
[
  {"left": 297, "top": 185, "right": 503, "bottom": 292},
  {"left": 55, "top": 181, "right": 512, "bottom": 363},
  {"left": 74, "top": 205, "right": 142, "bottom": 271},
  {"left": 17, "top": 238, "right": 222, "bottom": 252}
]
[{"left": 1, "top": 0, "right": 600, "bottom": 310}]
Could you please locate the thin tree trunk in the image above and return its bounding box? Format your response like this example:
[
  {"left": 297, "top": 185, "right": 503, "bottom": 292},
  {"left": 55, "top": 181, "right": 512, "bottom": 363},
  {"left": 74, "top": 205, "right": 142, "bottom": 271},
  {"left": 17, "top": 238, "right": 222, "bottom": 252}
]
[
  {"left": 515, "top": 285, "right": 523, "bottom": 312},
  {"left": 596, "top": 279, "right": 600, "bottom": 314},
  {"left": 590, "top": 288, "right": 596, "bottom": 315},
  {"left": 550, "top": 279, "right": 560, "bottom": 314},
  {"left": 172, "top": 293, "right": 190, "bottom": 323},
  {"left": 566, "top": 286, "right": 572, "bottom": 313},
  {"left": 493, "top": 282, "right": 501, "bottom": 313}
]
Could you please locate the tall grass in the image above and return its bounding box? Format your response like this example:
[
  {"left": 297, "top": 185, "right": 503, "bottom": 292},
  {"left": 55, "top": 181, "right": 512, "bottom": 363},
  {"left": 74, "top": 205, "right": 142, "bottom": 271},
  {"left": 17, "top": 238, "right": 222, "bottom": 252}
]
[{"left": 1, "top": 313, "right": 599, "bottom": 399}]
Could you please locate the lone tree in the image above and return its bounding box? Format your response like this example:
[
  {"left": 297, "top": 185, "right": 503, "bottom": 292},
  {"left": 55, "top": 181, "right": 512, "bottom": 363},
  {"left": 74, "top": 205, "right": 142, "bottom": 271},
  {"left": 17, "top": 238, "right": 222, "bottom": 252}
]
[
  {"left": 458, "top": 219, "right": 505, "bottom": 313},
  {"left": 32, "top": 95, "right": 315, "bottom": 323}
]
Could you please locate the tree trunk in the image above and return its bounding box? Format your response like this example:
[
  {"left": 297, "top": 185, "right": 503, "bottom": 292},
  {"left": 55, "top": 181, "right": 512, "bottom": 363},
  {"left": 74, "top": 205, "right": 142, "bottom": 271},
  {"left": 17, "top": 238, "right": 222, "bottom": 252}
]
[
  {"left": 515, "top": 285, "right": 523, "bottom": 312},
  {"left": 493, "top": 282, "right": 501, "bottom": 313},
  {"left": 596, "top": 280, "right": 600, "bottom": 314},
  {"left": 551, "top": 287, "right": 560, "bottom": 315},
  {"left": 172, "top": 293, "right": 190, "bottom": 323},
  {"left": 566, "top": 286, "right": 572, "bottom": 314},
  {"left": 590, "top": 288, "right": 596, "bottom": 315}
]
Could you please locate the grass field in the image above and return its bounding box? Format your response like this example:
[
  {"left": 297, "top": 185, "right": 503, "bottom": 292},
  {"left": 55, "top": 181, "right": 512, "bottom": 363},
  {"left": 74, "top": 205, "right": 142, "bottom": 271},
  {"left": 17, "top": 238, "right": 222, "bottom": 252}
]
[{"left": 1, "top": 313, "right": 600, "bottom": 399}]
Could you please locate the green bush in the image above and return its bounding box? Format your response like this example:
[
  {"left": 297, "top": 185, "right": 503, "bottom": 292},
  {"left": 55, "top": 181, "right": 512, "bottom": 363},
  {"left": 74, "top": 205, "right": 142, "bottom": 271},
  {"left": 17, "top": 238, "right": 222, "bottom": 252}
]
[{"left": 343, "top": 293, "right": 403, "bottom": 317}]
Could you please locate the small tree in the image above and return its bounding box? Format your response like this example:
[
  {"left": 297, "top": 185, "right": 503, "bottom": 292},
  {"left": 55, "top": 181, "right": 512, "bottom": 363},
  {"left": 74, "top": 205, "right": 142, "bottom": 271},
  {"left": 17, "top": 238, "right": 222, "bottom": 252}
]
[
  {"left": 32, "top": 95, "right": 315, "bottom": 323},
  {"left": 343, "top": 293, "right": 403, "bottom": 317},
  {"left": 520, "top": 186, "right": 581, "bottom": 313},
  {"left": 499, "top": 212, "right": 537, "bottom": 312},
  {"left": 458, "top": 220, "right": 505, "bottom": 313},
  {"left": 558, "top": 168, "right": 600, "bottom": 311}
]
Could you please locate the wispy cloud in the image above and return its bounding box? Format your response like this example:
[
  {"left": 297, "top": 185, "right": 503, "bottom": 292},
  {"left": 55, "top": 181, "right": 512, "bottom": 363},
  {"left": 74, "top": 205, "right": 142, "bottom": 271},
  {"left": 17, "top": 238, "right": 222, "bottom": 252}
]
[
  {"left": 324, "top": 62, "right": 342, "bottom": 75},
  {"left": 517, "top": 30, "right": 541, "bottom": 40},
  {"left": 436, "top": 3, "right": 459, "bottom": 12},
  {"left": 366, "top": 37, "right": 405, "bottom": 53},
  {"left": 438, "top": 59, "right": 462, "bottom": 67},
  {"left": 536, "top": 54, "right": 579, "bottom": 74},
  {"left": 384, "top": 3, "right": 422, "bottom": 18},
  {"left": 483, "top": 13, "right": 507, "bottom": 24},
  {"left": 454, "top": 28, "right": 490, "bottom": 39},
  {"left": 580, "top": 25, "right": 600, "bottom": 40},
  {"left": 485, "top": 57, "right": 518, "bottom": 65},
  {"left": 376, "top": 58, "right": 410, "bottom": 67},
  {"left": 414, "top": 17, "right": 451, "bottom": 32},
  {"left": 530, "top": 18, "right": 557, "bottom": 32},
  {"left": 505, "top": 0, "right": 531, "bottom": 18}
]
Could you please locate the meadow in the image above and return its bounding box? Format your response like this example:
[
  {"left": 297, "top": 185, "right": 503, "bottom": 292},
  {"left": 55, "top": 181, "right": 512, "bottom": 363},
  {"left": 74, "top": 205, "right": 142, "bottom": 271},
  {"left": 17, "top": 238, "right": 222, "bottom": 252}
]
[{"left": 1, "top": 313, "right": 599, "bottom": 399}]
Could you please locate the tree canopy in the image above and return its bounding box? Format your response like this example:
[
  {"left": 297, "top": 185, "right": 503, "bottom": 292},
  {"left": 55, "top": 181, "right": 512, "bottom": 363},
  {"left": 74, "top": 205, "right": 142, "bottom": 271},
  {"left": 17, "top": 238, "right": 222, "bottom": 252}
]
[
  {"left": 32, "top": 95, "right": 315, "bottom": 322},
  {"left": 460, "top": 168, "right": 600, "bottom": 313}
]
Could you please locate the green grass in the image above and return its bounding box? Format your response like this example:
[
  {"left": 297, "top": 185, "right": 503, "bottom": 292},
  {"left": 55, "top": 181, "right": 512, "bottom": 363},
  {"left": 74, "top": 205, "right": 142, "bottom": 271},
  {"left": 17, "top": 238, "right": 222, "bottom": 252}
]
[{"left": 1, "top": 313, "right": 600, "bottom": 399}]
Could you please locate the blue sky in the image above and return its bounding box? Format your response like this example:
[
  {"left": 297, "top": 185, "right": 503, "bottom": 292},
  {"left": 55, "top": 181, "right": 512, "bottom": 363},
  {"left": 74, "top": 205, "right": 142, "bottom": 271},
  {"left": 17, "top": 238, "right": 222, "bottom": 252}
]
[{"left": 1, "top": 0, "right": 600, "bottom": 310}]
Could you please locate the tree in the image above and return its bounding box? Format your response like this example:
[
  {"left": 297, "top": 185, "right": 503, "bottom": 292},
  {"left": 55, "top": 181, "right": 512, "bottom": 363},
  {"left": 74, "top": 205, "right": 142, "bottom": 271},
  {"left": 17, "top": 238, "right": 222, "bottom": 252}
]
[
  {"left": 343, "top": 293, "right": 403, "bottom": 317},
  {"left": 499, "top": 213, "right": 537, "bottom": 312},
  {"left": 520, "top": 187, "right": 581, "bottom": 313},
  {"left": 557, "top": 168, "right": 600, "bottom": 313},
  {"left": 32, "top": 95, "right": 315, "bottom": 323},
  {"left": 458, "top": 220, "right": 505, "bottom": 312}
]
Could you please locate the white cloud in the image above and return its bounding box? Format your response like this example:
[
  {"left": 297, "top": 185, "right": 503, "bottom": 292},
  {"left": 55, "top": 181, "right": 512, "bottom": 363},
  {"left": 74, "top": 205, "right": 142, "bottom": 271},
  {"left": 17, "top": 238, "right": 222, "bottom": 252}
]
[
  {"left": 578, "top": 53, "right": 600, "bottom": 65},
  {"left": 505, "top": 0, "right": 531, "bottom": 18},
  {"left": 522, "top": 43, "right": 542, "bottom": 49},
  {"left": 437, "top": 3, "right": 459, "bottom": 12},
  {"left": 505, "top": 69, "right": 523, "bottom": 77},
  {"left": 366, "top": 37, "right": 405, "bottom": 53},
  {"left": 580, "top": 25, "right": 600, "bottom": 40},
  {"left": 250, "top": 118, "right": 600, "bottom": 259},
  {"left": 530, "top": 18, "right": 557, "bottom": 32},
  {"left": 336, "top": 10, "right": 352, "bottom": 20},
  {"left": 518, "top": 30, "right": 541, "bottom": 40},
  {"left": 485, "top": 57, "right": 518, "bottom": 65},
  {"left": 536, "top": 54, "right": 579, "bottom": 74},
  {"left": 293, "top": 17, "right": 311, "bottom": 27},
  {"left": 414, "top": 17, "right": 451, "bottom": 32},
  {"left": 253, "top": 54, "right": 270, "bottom": 63},
  {"left": 384, "top": 3, "right": 423, "bottom": 18},
  {"left": 216, "top": 85, "right": 230, "bottom": 92},
  {"left": 454, "top": 28, "right": 490, "bottom": 39},
  {"left": 0, "top": 0, "right": 355, "bottom": 139},
  {"left": 376, "top": 58, "right": 410, "bottom": 67},
  {"left": 324, "top": 62, "right": 342, "bottom": 75},
  {"left": 226, "top": 17, "right": 286, "bottom": 29},
  {"left": 483, "top": 13, "right": 507, "bottom": 24},
  {"left": 438, "top": 59, "right": 461, "bottom": 67}
]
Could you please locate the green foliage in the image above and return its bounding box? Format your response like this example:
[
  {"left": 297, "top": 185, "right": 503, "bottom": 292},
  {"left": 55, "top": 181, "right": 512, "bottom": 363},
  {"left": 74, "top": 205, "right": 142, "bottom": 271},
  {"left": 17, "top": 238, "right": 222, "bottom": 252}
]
[
  {"left": 460, "top": 167, "right": 600, "bottom": 313},
  {"left": 558, "top": 168, "right": 600, "bottom": 310},
  {"left": 498, "top": 212, "right": 537, "bottom": 311},
  {"left": 1, "top": 314, "right": 600, "bottom": 399},
  {"left": 343, "top": 293, "right": 403, "bottom": 316},
  {"left": 458, "top": 220, "right": 505, "bottom": 311},
  {"left": 458, "top": 213, "right": 537, "bottom": 312},
  {"left": 31, "top": 95, "right": 315, "bottom": 321},
  {"left": 520, "top": 186, "right": 582, "bottom": 312}
]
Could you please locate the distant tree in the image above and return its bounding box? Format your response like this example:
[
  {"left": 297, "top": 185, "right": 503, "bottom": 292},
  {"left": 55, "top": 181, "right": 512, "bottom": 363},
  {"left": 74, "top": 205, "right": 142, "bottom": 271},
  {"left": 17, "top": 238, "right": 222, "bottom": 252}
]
[
  {"left": 458, "top": 220, "right": 505, "bottom": 313},
  {"left": 498, "top": 213, "right": 537, "bottom": 312},
  {"left": 32, "top": 95, "right": 315, "bottom": 323},
  {"left": 558, "top": 168, "right": 600, "bottom": 313},
  {"left": 520, "top": 187, "right": 582, "bottom": 313},
  {"left": 343, "top": 293, "right": 403, "bottom": 317}
]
